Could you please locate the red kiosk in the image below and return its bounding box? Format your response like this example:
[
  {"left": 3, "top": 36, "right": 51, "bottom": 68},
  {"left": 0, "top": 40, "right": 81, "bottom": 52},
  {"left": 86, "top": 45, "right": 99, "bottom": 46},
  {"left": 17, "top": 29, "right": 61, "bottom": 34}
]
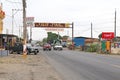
[{"left": 102, "top": 32, "right": 114, "bottom": 53}]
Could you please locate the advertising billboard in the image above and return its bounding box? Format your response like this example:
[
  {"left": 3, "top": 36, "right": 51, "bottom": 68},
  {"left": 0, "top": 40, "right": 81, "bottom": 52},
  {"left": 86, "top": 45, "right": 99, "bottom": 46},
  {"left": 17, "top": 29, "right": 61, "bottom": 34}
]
[
  {"left": 26, "top": 17, "right": 34, "bottom": 27},
  {"left": 102, "top": 32, "right": 114, "bottom": 40}
]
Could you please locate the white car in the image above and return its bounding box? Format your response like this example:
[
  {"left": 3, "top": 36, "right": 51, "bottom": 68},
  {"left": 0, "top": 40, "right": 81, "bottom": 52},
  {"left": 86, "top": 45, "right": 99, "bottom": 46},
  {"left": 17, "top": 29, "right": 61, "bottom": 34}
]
[
  {"left": 26, "top": 43, "right": 39, "bottom": 55},
  {"left": 53, "top": 43, "right": 63, "bottom": 50}
]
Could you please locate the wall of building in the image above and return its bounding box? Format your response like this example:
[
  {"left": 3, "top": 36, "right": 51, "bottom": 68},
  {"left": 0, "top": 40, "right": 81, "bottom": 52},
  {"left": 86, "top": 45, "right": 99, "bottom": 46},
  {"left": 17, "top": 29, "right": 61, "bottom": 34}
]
[{"left": 73, "top": 37, "right": 85, "bottom": 46}]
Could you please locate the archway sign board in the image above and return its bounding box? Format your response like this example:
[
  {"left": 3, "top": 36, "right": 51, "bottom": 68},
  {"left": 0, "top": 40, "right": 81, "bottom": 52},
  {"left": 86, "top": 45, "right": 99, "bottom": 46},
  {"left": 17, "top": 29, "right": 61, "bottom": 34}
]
[
  {"left": 34, "top": 23, "right": 70, "bottom": 28},
  {"left": 34, "top": 22, "right": 74, "bottom": 46}
]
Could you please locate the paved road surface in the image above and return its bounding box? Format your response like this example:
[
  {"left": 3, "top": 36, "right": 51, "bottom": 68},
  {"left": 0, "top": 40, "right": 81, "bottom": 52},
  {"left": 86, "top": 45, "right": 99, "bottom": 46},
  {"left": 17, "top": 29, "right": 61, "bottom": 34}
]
[{"left": 42, "top": 49, "right": 120, "bottom": 80}]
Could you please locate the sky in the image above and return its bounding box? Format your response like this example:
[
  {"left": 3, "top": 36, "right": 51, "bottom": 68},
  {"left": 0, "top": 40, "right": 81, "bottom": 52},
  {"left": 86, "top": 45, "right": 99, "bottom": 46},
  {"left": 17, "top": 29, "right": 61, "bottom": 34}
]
[{"left": 1, "top": 0, "right": 120, "bottom": 40}]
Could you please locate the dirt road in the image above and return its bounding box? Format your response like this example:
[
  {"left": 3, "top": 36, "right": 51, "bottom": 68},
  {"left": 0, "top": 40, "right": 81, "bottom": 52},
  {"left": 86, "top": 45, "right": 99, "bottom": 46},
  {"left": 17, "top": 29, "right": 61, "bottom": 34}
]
[{"left": 0, "top": 53, "right": 63, "bottom": 80}]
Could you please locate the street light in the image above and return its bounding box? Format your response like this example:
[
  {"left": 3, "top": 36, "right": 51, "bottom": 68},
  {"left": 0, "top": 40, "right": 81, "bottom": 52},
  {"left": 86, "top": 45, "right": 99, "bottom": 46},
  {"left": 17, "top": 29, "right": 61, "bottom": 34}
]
[{"left": 12, "top": 9, "right": 22, "bottom": 34}]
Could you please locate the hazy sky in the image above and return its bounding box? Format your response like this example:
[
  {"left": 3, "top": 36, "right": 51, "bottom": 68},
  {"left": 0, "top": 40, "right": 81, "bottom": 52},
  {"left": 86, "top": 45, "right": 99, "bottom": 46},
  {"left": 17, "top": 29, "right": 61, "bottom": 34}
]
[{"left": 1, "top": 0, "right": 120, "bottom": 40}]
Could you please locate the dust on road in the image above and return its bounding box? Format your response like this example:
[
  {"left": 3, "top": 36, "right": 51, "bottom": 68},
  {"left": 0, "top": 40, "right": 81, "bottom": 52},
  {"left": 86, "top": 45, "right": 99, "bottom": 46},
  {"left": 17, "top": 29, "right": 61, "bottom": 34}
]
[{"left": 0, "top": 53, "right": 63, "bottom": 80}]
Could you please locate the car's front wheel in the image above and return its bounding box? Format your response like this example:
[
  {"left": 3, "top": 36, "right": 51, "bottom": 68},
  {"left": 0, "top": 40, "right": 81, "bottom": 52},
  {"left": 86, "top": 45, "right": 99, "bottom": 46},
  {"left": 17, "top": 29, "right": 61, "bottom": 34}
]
[{"left": 34, "top": 50, "right": 38, "bottom": 55}]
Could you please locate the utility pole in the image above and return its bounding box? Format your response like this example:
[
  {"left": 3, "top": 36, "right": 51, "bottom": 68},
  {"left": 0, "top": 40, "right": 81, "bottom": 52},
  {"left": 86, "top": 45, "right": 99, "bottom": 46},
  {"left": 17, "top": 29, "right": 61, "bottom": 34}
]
[
  {"left": 12, "top": 9, "right": 22, "bottom": 34},
  {"left": 6, "top": 29, "right": 8, "bottom": 34},
  {"left": 30, "top": 26, "right": 32, "bottom": 42},
  {"left": 19, "top": 26, "right": 21, "bottom": 39},
  {"left": 72, "top": 22, "right": 74, "bottom": 45},
  {"left": 91, "top": 22, "right": 93, "bottom": 43},
  {"left": 91, "top": 22, "right": 93, "bottom": 38},
  {"left": 22, "top": 0, "right": 27, "bottom": 42},
  {"left": 114, "top": 9, "right": 116, "bottom": 38},
  {"left": 22, "top": 0, "right": 27, "bottom": 56},
  {"left": 12, "top": 9, "right": 14, "bottom": 34}
]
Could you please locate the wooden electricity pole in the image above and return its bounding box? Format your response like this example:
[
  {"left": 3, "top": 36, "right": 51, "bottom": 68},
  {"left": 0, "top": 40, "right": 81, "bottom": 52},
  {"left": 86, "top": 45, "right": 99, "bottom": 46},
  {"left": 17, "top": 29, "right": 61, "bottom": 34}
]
[
  {"left": 22, "top": 0, "right": 27, "bottom": 56},
  {"left": 22, "top": 0, "right": 27, "bottom": 43}
]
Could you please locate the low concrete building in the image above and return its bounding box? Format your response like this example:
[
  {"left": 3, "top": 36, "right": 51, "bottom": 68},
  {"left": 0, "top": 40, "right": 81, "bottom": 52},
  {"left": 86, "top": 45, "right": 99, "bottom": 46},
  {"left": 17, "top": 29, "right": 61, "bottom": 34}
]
[{"left": 73, "top": 37, "right": 99, "bottom": 47}]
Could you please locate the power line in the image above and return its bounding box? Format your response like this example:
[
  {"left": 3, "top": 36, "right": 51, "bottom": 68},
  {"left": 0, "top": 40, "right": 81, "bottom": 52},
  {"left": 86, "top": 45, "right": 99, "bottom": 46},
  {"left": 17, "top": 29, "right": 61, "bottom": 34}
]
[{"left": 5, "top": 0, "right": 21, "bottom": 4}]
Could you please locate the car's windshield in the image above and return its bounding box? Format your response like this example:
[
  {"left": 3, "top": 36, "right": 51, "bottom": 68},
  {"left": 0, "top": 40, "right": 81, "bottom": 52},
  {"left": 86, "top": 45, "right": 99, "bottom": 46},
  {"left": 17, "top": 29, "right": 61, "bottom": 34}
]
[{"left": 26, "top": 44, "right": 32, "bottom": 48}]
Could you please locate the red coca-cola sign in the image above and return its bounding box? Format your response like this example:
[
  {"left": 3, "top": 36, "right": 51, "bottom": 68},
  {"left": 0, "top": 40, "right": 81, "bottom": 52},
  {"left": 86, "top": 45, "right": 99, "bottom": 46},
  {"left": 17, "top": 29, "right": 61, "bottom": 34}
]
[{"left": 102, "top": 32, "right": 114, "bottom": 40}]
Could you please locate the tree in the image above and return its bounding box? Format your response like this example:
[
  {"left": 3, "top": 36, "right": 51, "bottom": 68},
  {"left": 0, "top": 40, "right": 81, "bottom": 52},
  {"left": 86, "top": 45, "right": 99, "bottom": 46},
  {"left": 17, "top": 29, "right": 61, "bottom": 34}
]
[
  {"left": 98, "top": 33, "right": 102, "bottom": 41},
  {"left": 47, "top": 32, "right": 62, "bottom": 44},
  {"left": 62, "top": 35, "right": 69, "bottom": 44},
  {"left": 42, "top": 38, "right": 47, "bottom": 43},
  {"left": 62, "top": 35, "right": 69, "bottom": 40}
]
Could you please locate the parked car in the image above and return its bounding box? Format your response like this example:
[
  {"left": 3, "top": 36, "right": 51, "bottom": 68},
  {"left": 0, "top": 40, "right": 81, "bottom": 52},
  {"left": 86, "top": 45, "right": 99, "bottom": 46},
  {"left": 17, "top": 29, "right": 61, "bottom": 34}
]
[
  {"left": 53, "top": 43, "right": 63, "bottom": 50},
  {"left": 26, "top": 43, "right": 39, "bottom": 55},
  {"left": 10, "top": 42, "right": 39, "bottom": 55},
  {"left": 10, "top": 42, "right": 23, "bottom": 54},
  {"left": 43, "top": 43, "right": 52, "bottom": 51}
]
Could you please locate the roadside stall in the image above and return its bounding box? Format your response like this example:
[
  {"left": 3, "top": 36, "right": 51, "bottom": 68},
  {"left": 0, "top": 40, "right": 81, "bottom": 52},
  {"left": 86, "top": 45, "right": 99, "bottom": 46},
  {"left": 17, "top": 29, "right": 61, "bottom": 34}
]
[{"left": 0, "top": 34, "right": 18, "bottom": 56}]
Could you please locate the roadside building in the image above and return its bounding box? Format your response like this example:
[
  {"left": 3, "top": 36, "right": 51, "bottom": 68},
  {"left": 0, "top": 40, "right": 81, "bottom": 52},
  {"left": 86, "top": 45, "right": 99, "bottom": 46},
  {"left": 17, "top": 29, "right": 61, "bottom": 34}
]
[
  {"left": 111, "top": 36, "right": 120, "bottom": 54},
  {"left": 0, "top": 34, "right": 18, "bottom": 50},
  {"left": 71, "top": 37, "right": 99, "bottom": 51},
  {"left": 73, "top": 37, "right": 99, "bottom": 47}
]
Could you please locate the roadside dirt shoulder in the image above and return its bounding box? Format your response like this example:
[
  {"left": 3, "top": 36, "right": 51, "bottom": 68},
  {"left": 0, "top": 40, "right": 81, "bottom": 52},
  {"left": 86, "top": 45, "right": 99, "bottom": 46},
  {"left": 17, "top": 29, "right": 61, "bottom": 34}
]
[{"left": 0, "top": 53, "right": 63, "bottom": 80}]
